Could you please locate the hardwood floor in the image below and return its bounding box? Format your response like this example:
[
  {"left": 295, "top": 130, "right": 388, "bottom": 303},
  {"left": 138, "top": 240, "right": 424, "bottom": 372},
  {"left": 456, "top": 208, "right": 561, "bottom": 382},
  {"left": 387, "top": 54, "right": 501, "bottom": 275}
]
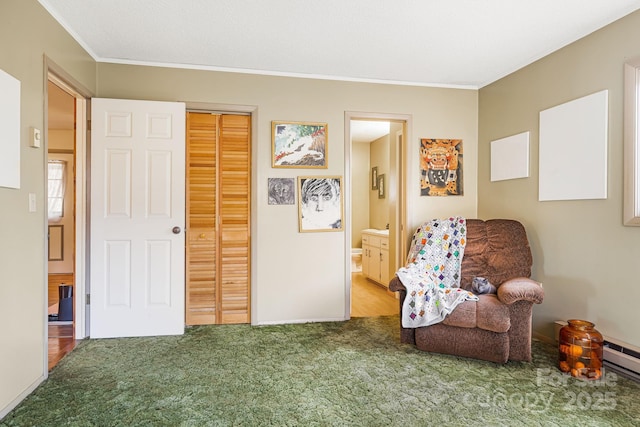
[
  {"left": 48, "top": 323, "right": 78, "bottom": 371},
  {"left": 351, "top": 271, "right": 399, "bottom": 317},
  {"left": 48, "top": 274, "right": 78, "bottom": 370}
]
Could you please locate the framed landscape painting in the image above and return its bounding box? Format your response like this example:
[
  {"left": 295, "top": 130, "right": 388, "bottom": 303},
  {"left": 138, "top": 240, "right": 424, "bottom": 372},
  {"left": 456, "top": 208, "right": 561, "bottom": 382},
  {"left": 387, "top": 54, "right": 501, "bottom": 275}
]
[{"left": 272, "top": 121, "right": 327, "bottom": 168}]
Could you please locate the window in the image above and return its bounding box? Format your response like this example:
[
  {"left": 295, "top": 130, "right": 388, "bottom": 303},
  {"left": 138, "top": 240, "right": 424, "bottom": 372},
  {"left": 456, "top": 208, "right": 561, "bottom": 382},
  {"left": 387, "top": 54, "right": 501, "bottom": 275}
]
[{"left": 48, "top": 160, "right": 66, "bottom": 219}]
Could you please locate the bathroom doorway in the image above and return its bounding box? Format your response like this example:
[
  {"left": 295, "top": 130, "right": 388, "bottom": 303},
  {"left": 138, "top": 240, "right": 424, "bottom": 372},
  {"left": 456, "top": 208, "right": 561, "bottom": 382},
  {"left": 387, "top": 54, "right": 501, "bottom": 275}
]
[{"left": 345, "top": 113, "right": 409, "bottom": 318}]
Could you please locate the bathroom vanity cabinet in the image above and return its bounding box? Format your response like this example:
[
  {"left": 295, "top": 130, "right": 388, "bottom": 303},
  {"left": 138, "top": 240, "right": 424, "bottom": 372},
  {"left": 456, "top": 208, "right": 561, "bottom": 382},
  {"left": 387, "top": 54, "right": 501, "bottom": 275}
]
[{"left": 361, "top": 229, "right": 390, "bottom": 287}]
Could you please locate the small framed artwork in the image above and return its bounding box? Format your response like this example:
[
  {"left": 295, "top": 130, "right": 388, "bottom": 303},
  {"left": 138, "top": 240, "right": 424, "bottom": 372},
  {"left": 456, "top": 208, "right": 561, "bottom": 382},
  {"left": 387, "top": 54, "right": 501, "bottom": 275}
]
[
  {"left": 48, "top": 225, "right": 63, "bottom": 261},
  {"left": 378, "top": 174, "right": 385, "bottom": 199},
  {"left": 272, "top": 121, "right": 328, "bottom": 168},
  {"left": 268, "top": 178, "right": 295, "bottom": 205},
  {"left": 298, "top": 176, "right": 343, "bottom": 232},
  {"left": 371, "top": 166, "right": 378, "bottom": 190}
]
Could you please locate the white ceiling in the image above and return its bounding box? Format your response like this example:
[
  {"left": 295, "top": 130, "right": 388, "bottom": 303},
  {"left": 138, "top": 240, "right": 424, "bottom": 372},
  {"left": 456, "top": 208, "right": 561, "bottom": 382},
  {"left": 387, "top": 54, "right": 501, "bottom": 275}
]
[
  {"left": 39, "top": 0, "right": 640, "bottom": 89},
  {"left": 350, "top": 121, "right": 390, "bottom": 144}
]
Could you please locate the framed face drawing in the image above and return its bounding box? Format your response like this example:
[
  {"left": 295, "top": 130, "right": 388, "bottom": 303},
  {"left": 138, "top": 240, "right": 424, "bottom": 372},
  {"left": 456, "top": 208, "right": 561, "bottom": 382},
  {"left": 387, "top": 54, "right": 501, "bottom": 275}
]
[{"left": 298, "top": 176, "right": 343, "bottom": 232}]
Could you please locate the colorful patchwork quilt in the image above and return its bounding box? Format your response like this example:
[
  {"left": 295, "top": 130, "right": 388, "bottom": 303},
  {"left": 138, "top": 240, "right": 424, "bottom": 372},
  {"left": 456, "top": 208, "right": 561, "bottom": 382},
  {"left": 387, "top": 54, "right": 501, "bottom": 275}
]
[{"left": 397, "top": 217, "right": 478, "bottom": 328}]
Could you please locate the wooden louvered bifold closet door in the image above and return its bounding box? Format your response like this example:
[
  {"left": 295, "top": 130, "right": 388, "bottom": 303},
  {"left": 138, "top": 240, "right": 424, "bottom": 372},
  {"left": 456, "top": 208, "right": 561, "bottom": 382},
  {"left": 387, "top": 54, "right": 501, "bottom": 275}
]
[{"left": 186, "top": 112, "right": 250, "bottom": 325}]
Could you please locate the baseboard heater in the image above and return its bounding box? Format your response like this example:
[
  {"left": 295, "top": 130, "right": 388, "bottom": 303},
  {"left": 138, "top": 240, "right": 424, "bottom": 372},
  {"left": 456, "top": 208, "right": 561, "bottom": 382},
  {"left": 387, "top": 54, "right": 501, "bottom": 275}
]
[
  {"left": 603, "top": 338, "right": 640, "bottom": 381},
  {"left": 554, "top": 320, "right": 640, "bottom": 381}
]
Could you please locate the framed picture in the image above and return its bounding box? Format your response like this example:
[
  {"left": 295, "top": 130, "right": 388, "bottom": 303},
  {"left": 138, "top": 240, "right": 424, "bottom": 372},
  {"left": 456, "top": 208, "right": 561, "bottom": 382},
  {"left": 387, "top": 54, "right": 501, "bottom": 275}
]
[
  {"left": 298, "top": 176, "right": 343, "bottom": 232},
  {"left": 371, "top": 166, "right": 378, "bottom": 190},
  {"left": 0, "top": 69, "right": 20, "bottom": 189},
  {"left": 268, "top": 178, "right": 295, "bottom": 205},
  {"left": 272, "top": 121, "right": 327, "bottom": 168},
  {"left": 378, "top": 174, "right": 385, "bottom": 199},
  {"left": 625, "top": 59, "right": 640, "bottom": 225},
  {"left": 48, "top": 225, "right": 63, "bottom": 261},
  {"left": 420, "top": 138, "right": 463, "bottom": 196}
]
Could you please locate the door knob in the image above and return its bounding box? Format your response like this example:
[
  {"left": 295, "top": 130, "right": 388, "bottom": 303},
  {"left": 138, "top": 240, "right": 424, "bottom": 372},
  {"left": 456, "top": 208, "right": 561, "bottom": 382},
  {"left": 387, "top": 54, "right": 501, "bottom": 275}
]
[{"left": 172, "top": 226, "right": 182, "bottom": 234}]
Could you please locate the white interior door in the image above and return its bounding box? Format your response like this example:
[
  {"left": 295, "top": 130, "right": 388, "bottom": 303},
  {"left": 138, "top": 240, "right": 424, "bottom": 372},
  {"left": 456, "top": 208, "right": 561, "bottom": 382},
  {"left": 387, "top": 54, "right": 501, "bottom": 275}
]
[{"left": 90, "top": 98, "right": 186, "bottom": 338}]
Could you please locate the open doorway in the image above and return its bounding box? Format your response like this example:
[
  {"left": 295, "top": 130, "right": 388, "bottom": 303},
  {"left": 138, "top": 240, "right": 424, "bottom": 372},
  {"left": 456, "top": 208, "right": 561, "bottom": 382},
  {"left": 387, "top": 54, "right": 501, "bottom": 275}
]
[
  {"left": 45, "top": 67, "right": 89, "bottom": 370},
  {"left": 46, "top": 79, "right": 76, "bottom": 369},
  {"left": 346, "top": 113, "right": 409, "bottom": 318}
]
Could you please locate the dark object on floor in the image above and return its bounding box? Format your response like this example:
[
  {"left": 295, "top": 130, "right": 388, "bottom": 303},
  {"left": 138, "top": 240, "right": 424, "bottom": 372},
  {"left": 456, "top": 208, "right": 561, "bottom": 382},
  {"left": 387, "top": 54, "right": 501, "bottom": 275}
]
[
  {"left": 390, "top": 219, "right": 544, "bottom": 363},
  {"left": 58, "top": 284, "right": 73, "bottom": 321}
]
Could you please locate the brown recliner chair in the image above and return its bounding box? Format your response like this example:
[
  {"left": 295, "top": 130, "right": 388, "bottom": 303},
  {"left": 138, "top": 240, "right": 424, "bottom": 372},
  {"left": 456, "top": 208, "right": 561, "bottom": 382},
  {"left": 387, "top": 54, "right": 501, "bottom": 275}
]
[{"left": 389, "top": 219, "right": 544, "bottom": 363}]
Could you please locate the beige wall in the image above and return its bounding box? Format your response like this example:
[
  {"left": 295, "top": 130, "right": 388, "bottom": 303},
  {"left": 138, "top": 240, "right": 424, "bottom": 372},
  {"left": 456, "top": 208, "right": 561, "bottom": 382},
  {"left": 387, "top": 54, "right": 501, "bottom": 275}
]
[
  {"left": 95, "top": 62, "right": 479, "bottom": 324},
  {"left": 369, "top": 134, "right": 390, "bottom": 230},
  {"left": 479, "top": 10, "right": 640, "bottom": 347},
  {"left": 351, "top": 141, "right": 370, "bottom": 248},
  {"left": 48, "top": 129, "right": 74, "bottom": 151},
  {"left": 0, "top": 0, "right": 96, "bottom": 417}
]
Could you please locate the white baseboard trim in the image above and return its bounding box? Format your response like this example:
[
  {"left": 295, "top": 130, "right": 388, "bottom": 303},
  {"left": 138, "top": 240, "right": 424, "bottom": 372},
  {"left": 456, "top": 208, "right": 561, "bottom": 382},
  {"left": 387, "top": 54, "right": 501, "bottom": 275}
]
[
  {"left": 0, "top": 375, "right": 45, "bottom": 420},
  {"left": 532, "top": 331, "right": 555, "bottom": 346},
  {"left": 254, "top": 316, "right": 347, "bottom": 326}
]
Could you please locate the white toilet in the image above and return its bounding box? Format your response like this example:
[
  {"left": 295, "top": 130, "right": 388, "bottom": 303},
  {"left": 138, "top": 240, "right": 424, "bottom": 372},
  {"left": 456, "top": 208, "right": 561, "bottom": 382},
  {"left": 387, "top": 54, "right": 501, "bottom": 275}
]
[{"left": 351, "top": 248, "right": 362, "bottom": 272}]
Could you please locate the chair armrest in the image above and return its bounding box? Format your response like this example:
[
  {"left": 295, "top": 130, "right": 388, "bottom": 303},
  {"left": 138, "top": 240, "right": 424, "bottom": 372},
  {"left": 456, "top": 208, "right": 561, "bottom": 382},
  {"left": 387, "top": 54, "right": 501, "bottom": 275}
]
[
  {"left": 389, "top": 276, "right": 406, "bottom": 292},
  {"left": 497, "top": 277, "right": 544, "bottom": 305}
]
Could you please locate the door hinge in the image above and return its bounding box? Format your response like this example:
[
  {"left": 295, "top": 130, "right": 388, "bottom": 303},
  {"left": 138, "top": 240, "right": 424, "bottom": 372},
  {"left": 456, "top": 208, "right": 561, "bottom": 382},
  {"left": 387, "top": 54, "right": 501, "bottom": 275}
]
[{"left": 86, "top": 294, "right": 90, "bottom": 305}]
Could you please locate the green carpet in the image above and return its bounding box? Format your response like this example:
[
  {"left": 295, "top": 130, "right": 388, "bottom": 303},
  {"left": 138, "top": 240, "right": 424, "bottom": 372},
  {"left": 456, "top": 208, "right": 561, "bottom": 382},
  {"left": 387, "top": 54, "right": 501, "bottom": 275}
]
[{"left": 3, "top": 316, "right": 640, "bottom": 426}]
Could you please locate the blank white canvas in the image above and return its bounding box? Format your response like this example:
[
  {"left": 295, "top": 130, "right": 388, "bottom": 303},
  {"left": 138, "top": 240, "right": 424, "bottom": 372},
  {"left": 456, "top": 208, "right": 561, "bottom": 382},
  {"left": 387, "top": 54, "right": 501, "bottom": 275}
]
[
  {"left": 539, "top": 90, "right": 608, "bottom": 201},
  {"left": 0, "top": 69, "right": 20, "bottom": 189},
  {"left": 491, "top": 131, "right": 530, "bottom": 181}
]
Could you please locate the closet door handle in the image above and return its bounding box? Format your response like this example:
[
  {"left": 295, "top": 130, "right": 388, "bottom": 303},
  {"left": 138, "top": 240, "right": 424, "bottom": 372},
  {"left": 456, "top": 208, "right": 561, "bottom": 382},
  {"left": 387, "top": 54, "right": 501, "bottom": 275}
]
[{"left": 172, "top": 226, "right": 182, "bottom": 234}]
